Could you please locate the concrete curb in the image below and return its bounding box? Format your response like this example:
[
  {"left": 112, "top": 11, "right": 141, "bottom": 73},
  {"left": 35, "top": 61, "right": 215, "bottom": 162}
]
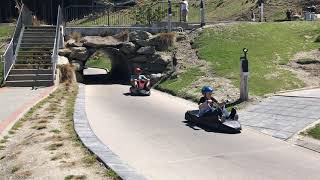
[{"left": 73, "top": 83, "right": 148, "bottom": 180}]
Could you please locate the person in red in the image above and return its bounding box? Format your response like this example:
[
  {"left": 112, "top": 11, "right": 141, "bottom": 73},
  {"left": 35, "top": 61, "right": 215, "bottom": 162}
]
[{"left": 130, "top": 67, "right": 151, "bottom": 90}]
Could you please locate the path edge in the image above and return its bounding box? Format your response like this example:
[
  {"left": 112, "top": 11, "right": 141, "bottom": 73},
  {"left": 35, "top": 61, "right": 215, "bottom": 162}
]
[{"left": 73, "top": 83, "right": 148, "bottom": 180}]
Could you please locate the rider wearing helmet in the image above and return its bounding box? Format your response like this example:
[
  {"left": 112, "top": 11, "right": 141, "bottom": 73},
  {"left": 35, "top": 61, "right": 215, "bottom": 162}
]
[
  {"left": 198, "top": 86, "right": 237, "bottom": 119},
  {"left": 130, "top": 67, "right": 151, "bottom": 90}
]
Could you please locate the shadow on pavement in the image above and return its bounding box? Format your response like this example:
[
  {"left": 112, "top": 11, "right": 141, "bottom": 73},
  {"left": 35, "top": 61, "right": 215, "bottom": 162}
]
[
  {"left": 83, "top": 74, "right": 129, "bottom": 85},
  {"left": 182, "top": 120, "right": 241, "bottom": 134}
]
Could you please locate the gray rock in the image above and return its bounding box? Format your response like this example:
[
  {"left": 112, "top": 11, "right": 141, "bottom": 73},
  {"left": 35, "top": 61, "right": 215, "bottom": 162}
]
[
  {"left": 82, "top": 36, "right": 122, "bottom": 48},
  {"left": 129, "top": 55, "right": 149, "bottom": 63},
  {"left": 71, "top": 60, "right": 84, "bottom": 71},
  {"left": 176, "top": 32, "right": 187, "bottom": 42},
  {"left": 152, "top": 52, "right": 171, "bottom": 65},
  {"left": 57, "top": 56, "right": 69, "bottom": 65},
  {"left": 137, "top": 31, "right": 153, "bottom": 40},
  {"left": 66, "top": 38, "right": 83, "bottom": 47},
  {"left": 129, "top": 31, "right": 153, "bottom": 41},
  {"left": 150, "top": 73, "right": 163, "bottom": 84},
  {"left": 119, "top": 42, "right": 136, "bottom": 55},
  {"left": 75, "top": 71, "right": 84, "bottom": 83},
  {"left": 70, "top": 47, "right": 89, "bottom": 61},
  {"left": 58, "top": 48, "right": 72, "bottom": 57},
  {"left": 137, "top": 46, "right": 155, "bottom": 55},
  {"left": 135, "top": 39, "right": 150, "bottom": 47}
]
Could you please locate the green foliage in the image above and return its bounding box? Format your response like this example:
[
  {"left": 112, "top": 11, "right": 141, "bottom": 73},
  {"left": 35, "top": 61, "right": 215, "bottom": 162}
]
[
  {"left": 133, "top": 2, "right": 167, "bottom": 25},
  {"left": 306, "top": 124, "right": 320, "bottom": 140},
  {"left": 195, "top": 22, "right": 320, "bottom": 96}
]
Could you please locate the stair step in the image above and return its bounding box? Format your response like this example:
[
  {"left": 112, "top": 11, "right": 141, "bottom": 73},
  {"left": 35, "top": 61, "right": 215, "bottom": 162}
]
[
  {"left": 17, "top": 55, "right": 52, "bottom": 59},
  {"left": 16, "top": 59, "right": 52, "bottom": 64},
  {"left": 20, "top": 43, "right": 54, "bottom": 46},
  {"left": 19, "top": 47, "right": 53, "bottom": 50},
  {"left": 25, "top": 26, "right": 56, "bottom": 29},
  {"left": 10, "top": 69, "right": 52, "bottom": 74},
  {"left": 13, "top": 64, "right": 52, "bottom": 69},
  {"left": 5, "top": 80, "right": 53, "bottom": 87},
  {"left": 23, "top": 35, "right": 56, "bottom": 38},
  {"left": 21, "top": 38, "right": 55, "bottom": 42},
  {"left": 18, "top": 51, "right": 52, "bottom": 55},
  {"left": 7, "top": 74, "right": 52, "bottom": 81}
]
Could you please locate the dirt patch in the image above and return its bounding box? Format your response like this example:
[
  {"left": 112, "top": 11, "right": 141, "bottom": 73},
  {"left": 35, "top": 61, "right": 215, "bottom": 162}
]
[
  {"left": 0, "top": 84, "right": 117, "bottom": 180},
  {"left": 286, "top": 49, "right": 320, "bottom": 87}
]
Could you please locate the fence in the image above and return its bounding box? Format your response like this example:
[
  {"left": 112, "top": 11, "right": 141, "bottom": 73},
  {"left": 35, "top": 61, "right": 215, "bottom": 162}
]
[
  {"left": 3, "top": 4, "right": 32, "bottom": 82},
  {"left": 65, "top": 1, "right": 204, "bottom": 26}
]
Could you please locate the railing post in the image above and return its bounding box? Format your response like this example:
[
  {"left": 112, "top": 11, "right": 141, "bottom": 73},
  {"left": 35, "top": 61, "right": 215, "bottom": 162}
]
[
  {"left": 200, "top": 0, "right": 205, "bottom": 27},
  {"left": 107, "top": 7, "right": 110, "bottom": 26},
  {"left": 168, "top": 0, "right": 172, "bottom": 32},
  {"left": 240, "top": 48, "right": 249, "bottom": 101}
]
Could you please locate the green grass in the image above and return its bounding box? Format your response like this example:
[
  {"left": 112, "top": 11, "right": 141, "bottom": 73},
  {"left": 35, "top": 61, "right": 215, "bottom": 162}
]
[
  {"left": 157, "top": 67, "right": 203, "bottom": 96},
  {"left": 86, "top": 56, "right": 112, "bottom": 70},
  {"left": 306, "top": 124, "right": 320, "bottom": 140},
  {"left": 0, "top": 25, "right": 13, "bottom": 84},
  {"left": 194, "top": 22, "right": 320, "bottom": 96}
]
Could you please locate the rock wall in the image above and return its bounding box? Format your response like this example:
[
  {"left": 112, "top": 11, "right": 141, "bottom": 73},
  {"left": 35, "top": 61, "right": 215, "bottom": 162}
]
[{"left": 59, "top": 30, "right": 179, "bottom": 83}]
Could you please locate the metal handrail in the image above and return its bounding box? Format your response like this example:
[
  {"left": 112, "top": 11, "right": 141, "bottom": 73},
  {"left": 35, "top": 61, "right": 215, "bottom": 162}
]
[
  {"left": 3, "top": 4, "right": 32, "bottom": 82},
  {"left": 52, "top": 5, "right": 63, "bottom": 81}
]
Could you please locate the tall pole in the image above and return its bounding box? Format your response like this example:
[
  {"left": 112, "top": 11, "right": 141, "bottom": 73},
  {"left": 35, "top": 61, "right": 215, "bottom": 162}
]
[
  {"left": 200, "top": 0, "right": 205, "bottom": 27},
  {"left": 259, "top": 0, "right": 264, "bottom": 22},
  {"left": 168, "top": 0, "right": 172, "bottom": 32}
]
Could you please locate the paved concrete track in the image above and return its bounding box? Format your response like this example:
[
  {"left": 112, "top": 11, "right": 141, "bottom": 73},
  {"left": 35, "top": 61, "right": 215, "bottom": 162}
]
[{"left": 85, "top": 84, "right": 320, "bottom": 180}]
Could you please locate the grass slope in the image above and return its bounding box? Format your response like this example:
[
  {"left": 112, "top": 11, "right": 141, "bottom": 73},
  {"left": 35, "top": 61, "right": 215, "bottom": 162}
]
[
  {"left": 0, "top": 25, "right": 14, "bottom": 84},
  {"left": 86, "top": 56, "right": 112, "bottom": 70},
  {"left": 194, "top": 21, "right": 320, "bottom": 96}
]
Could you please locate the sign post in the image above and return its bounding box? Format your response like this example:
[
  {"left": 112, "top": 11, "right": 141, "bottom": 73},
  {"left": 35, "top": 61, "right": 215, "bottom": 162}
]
[
  {"left": 168, "top": 0, "right": 172, "bottom": 32},
  {"left": 240, "top": 48, "right": 249, "bottom": 101},
  {"left": 200, "top": 0, "right": 205, "bottom": 27}
]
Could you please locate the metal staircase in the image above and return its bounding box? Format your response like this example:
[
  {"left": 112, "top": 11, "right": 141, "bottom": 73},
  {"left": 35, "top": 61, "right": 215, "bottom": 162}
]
[
  {"left": 2, "top": 4, "right": 63, "bottom": 87},
  {"left": 5, "top": 26, "right": 55, "bottom": 87}
]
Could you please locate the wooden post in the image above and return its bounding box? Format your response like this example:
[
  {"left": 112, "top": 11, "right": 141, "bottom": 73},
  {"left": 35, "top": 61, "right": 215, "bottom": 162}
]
[{"left": 240, "top": 48, "right": 249, "bottom": 101}]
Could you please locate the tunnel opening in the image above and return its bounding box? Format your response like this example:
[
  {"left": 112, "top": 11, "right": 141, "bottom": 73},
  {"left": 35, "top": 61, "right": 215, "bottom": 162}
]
[{"left": 83, "top": 47, "right": 131, "bottom": 85}]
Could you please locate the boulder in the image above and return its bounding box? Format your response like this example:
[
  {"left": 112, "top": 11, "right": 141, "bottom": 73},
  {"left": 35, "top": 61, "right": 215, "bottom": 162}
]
[
  {"left": 82, "top": 36, "right": 122, "bottom": 48},
  {"left": 129, "top": 55, "right": 149, "bottom": 63},
  {"left": 143, "top": 63, "right": 167, "bottom": 73},
  {"left": 70, "top": 47, "right": 89, "bottom": 61},
  {"left": 137, "top": 46, "right": 155, "bottom": 55},
  {"left": 176, "top": 32, "right": 187, "bottom": 42},
  {"left": 129, "top": 31, "right": 153, "bottom": 41},
  {"left": 119, "top": 42, "right": 136, "bottom": 55},
  {"left": 152, "top": 52, "right": 171, "bottom": 65},
  {"left": 135, "top": 39, "right": 150, "bottom": 47},
  {"left": 58, "top": 48, "right": 72, "bottom": 57},
  {"left": 71, "top": 60, "right": 84, "bottom": 71},
  {"left": 150, "top": 73, "right": 163, "bottom": 84},
  {"left": 66, "top": 39, "right": 83, "bottom": 47},
  {"left": 57, "top": 56, "right": 69, "bottom": 65}
]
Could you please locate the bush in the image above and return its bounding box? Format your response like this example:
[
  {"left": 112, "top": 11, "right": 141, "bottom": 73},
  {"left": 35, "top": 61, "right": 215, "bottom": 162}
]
[
  {"left": 70, "top": 32, "right": 82, "bottom": 43},
  {"left": 133, "top": 2, "right": 167, "bottom": 25},
  {"left": 151, "top": 32, "right": 176, "bottom": 51},
  {"left": 315, "top": 35, "right": 320, "bottom": 42},
  {"left": 59, "top": 64, "right": 75, "bottom": 84}
]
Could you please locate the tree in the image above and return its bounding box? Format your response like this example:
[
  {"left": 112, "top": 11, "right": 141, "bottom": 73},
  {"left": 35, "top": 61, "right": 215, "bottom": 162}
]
[{"left": 132, "top": 2, "right": 166, "bottom": 25}]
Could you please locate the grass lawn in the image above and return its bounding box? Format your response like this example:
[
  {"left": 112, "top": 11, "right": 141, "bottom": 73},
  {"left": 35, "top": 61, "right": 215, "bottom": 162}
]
[
  {"left": 194, "top": 21, "right": 320, "bottom": 96},
  {"left": 0, "top": 25, "right": 14, "bottom": 84},
  {"left": 86, "top": 56, "right": 112, "bottom": 70},
  {"left": 306, "top": 124, "right": 320, "bottom": 140},
  {"left": 157, "top": 67, "right": 204, "bottom": 99}
]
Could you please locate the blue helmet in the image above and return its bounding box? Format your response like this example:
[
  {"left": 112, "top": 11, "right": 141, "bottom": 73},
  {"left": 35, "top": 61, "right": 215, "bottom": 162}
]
[{"left": 202, "top": 86, "right": 214, "bottom": 94}]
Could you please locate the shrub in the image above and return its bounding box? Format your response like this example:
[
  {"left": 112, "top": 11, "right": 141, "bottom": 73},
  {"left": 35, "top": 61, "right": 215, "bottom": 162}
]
[
  {"left": 151, "top": 32, "right": 176, "bottom": 51},
  {"left": 133, "top": 2, "right": 167, "bottom": 25},
  {"left": 70, "top": 32, "right": 82, "bottom": 43},
  {"left": 59, "top": 64, "right": 75, "bottom": 84}
]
